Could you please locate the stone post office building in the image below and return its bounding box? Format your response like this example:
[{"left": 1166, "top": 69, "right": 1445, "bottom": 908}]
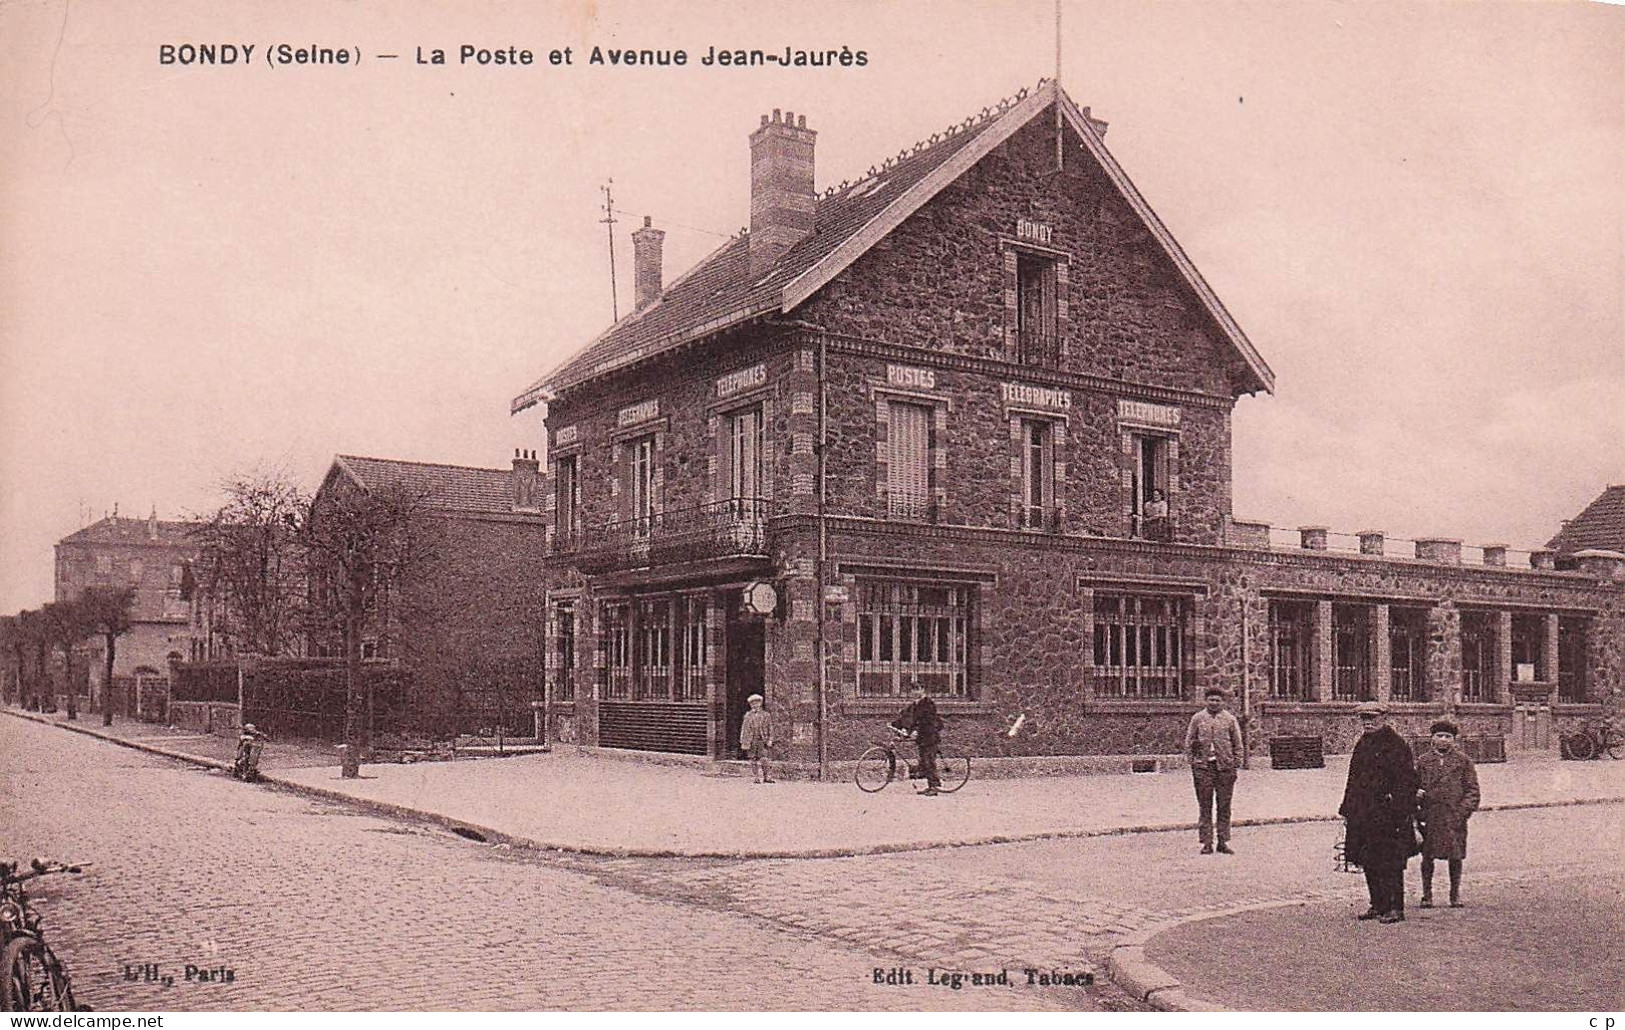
[{"left": 513, "top": 81, "right": 1624, "bottom": 769}]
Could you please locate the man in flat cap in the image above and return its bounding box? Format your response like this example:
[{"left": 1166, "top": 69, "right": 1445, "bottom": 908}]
[
  {"left": 1415, "top": 719, "right": 1480, "bottom": 908},
  {"left": 1339, "top": 702, "right": 1420, "bottom": 923},
  {"left": 1185, "top": 687, "right": 1244, "bottom": 854}
]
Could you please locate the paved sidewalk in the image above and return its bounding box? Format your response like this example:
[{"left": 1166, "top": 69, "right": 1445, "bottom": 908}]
[{"left": 10, "top": 706, "right": 1623, "bottom": 858}]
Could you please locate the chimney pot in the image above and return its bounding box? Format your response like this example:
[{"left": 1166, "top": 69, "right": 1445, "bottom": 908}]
[
  {"left": 631, "top": 215, "right": 666, "bottom": 312},
  {"left": 749, "top": 108, "right": 817, "bottom": 275}
]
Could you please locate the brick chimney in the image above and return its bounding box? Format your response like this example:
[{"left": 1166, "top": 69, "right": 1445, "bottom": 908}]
[
  {"left": 631, "top": 216, "right": 665, "bottom": 313},
  {"left": 749, "top": 108, "right": 816, "bottom": 275},
  {"left": 511, "top": 449, "right": 541, "bottom": 512}
]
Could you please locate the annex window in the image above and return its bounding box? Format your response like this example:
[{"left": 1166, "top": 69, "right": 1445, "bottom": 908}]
[
  {"left": 1460, "top": 611, "right": 1494, "bottom": 702},
  {"left": 886, "top": 401, "right": 932, "bottom": 521},
  {"left": 554, "top": 600, "right": 576, "bottom": 702},
  {"left": 1269, "top": 600, "right": 1314, "bottom": 700},
  {"left": 1092, "top": 594, "right": 1187, "bottom": 699},
  {"left": 1130, "top": 434, "right": 1171, "bottom": 540},
  {"left": 599, "top": 602, "right": 633, "bottom": 700},
  {"left": 1389, "top": 607, "right": 1428, "bottom": 702},
  {"left": 554, "top": 455, "right": 580, "bottom": 552},
  {"left": 1015, "top": 252, "right": 1058, "bottom": 366},
  {"left": 1558, "top": 616, "right": 1588, "bottom": 703},
  {"left": 1332, "top": 604, "right": 1374, "bottom": 702},
  {"left": 1018, "top": 419, "right": 1054, "bottom": 531},
  {"left": 728, "top": 406, "right": 765, "bottom": 503},
  {"left": 626, "top": 435, "right": 656, "bottom": 535},
  {"left": 856, "top": 580, "right": 973, "bottom": 697}
]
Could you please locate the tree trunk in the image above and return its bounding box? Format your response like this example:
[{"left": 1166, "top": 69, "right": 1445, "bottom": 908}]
[
  {"left": 102, "top": 633, "right": 116, "bottom": 726},
  {"left": 341, "top": 613, "right": 362, "bottom": 778},
  {"left": 62, "top": 647, "right": 77, "bottom": 720}
]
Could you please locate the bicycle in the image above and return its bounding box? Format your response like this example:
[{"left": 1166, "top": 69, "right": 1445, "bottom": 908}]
[
  {"left": 1560, "top": 717, "right": 1624, "bottom": 761},
  {"left": 854, "top": 728, "right": 970, "bottom": 794},
  {"left": 1, "top": 859, "right": 88, "bottom": 1012}
]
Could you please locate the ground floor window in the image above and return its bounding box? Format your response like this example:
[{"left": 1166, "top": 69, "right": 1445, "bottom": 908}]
[
  {"left": 1389, "top": 607, "right": 1428, "bottom": 702},
  {"left": 1460, "top": 611, "right": 1493, "bottom": 702},
  {"left": 1091, "top": 594, "right": 1187, "bottom": 699},
  {"left": 1558, "top": 616, "right": 1588, "bottom": 703},
  {"left": 856, "top": 580, "right": 973, "bottom": 697},
  {"left": 598, "top": 595, "right": 710, "bottom": 703},
  {"left": 1510, "top": 614, "right": 1546, "bottom": 683},
  {"left": 1332, "top": 604, "right": 1374, "bottom": 702},
  {"left": 554, "top": 600, "right": 576, "bottom": 701},
  {"left": 1269, "top": 599, "right": 1313, "bottom": 699}
]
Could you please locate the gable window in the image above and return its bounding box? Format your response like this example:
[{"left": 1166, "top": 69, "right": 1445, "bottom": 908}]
[
  {"left": 1019, "top": 419, "right": 1054, "bottom": 530},
  {"left": 1130, "top": 433, "right": 1171, "bottom": 540},
  {"left": 1389, "top": 607, "right": 1428, "bottom": 702},
  {"left": 1015, "top": 253, "right": 1058, "bottom": 366},
  {"left": 626, "top": 435, "right": 656, "bottom": 535},
  {"left": 728, "top": 406, "right": 764, "bottom": 503},
  {"left": 1092, "top": 594, "right": 1187, "bottom": 699},
  {"left": 1269, "top": 600, "right": 1314, "bottom": 700},
  {"left": 554, "top": 600, "right": 576, "bottom": 702},
  {"left": 856, "top": 580, "right": 973, "bottom": 697},
  {"left": 886, "top": 401, "right": 932, "bottom": 521},
  {"left": 554, "top": 455, "right": 580, "bottom": 552}
]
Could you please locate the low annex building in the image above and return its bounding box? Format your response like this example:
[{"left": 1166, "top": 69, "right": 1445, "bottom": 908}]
[{"left": 512, "top": 82, "right": 1624, "bottom": 768}]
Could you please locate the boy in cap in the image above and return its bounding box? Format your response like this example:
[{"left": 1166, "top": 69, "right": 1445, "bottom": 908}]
[
  {"left": 1415, "top": 719, "right": 1480, "bottom": 908},
  {"left": 738, "top": 694, "right": 774, "bottom": 783}
]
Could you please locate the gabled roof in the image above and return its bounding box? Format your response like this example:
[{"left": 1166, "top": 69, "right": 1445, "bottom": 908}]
[
  {"left": 513, "top": 80, "right": 1273, "bottom": 412},
  {"left": 326, "top": 455, "right": 533, "bottom": 518},
  {"left": 1547, "top": 485, "right": 1625, "bottom": 554},
  {"left": 58, "top": 516, "right": 200, "bottom": 550}
]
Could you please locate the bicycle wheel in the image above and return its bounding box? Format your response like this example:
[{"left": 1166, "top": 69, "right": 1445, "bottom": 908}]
[
  {"left": 1566, "top": 732, "right": 1596, "bottom": 761},
  {"left": 934, "top": 750, "right": 971, "bottom": 793},
  {"left": 854, "top": 746, "right": 895, "bottom": 793},
  {"left": 2, "top": 937, "right": 73, "bottom": 1012},
  {"left": 1605, "top": 730, "right": 1624, "bottom": 761}
]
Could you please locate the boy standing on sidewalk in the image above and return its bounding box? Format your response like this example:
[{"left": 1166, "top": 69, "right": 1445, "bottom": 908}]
[
  {"left": 1186, "top": 687, "right": 1244, "bottom": 854},
  {"left": 1415, "top": 719, "right": 1480, "bottom": 908},
  {"left": 739, "top": 694, "right": 774, "bottom": 783}
]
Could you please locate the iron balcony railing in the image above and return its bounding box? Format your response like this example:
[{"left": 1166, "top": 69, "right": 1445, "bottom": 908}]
[
  {"left": 1016, "top": 328, "right": 1059, "bottom": 367},
  {"left": 575, "top": 498, "right": 772, "bottom": 574}
]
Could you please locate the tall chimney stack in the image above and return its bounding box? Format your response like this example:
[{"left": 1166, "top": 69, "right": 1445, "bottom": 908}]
[
  {"left": 749, "top": 108, "right": 816, "bottom": 275},
  {"left": 631, "top": 216, "right": 665, "bottom": 313}
]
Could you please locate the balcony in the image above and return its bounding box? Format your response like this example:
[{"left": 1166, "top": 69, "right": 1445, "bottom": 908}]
[
  {"left": 574, "top": 498, "right": 772, "bottom": 575},
  {"left": 1015, "top": 327, "right": 1058, "bottom": 367}
]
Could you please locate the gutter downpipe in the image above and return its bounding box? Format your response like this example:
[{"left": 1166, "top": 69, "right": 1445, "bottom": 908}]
[{"left": 817, "top": 326, "right": 830, "bottom": 781}]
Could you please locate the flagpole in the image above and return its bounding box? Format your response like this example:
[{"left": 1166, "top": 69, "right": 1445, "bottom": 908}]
[{"left": 1054, "top": 0, "right": 1064, "bottom": 170}]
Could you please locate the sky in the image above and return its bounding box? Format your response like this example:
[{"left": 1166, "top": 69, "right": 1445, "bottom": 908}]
[{"left": 2, "top": 0, "right": 1621, "bottom": 613}]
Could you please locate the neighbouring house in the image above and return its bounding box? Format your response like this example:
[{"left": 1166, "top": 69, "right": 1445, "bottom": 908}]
[
  {"left": 306, "top": 452, "right": 548, "bottom": 738},
  {"left": 54, "top": 511, "right": 201, "bottom": 705},
  {"left": 1548, "top": 485, "right": 1625, "bottom": 558},
  {"left": 511, "top": 81, "right": 1624, "bottom": 768}
]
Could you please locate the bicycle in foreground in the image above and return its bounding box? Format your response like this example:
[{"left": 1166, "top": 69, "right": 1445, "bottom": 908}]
[
  {"left": 2, "top": 859, "right": 88, "bottom": 1011},
  {"left": 1560, "top": 717, "right": 1624, "bottom": 761},
  {"left": 855, "top": 728, "right": 970, "bottom": 793}
]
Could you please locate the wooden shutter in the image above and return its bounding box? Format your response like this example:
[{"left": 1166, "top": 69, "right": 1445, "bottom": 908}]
[{"left": 888, "top": 402, "right": 930, "bottom": 517}]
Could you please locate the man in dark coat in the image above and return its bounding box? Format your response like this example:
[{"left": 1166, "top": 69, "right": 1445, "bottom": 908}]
[
  {"left": 891, "top": 685, "right": 944, "bottom": 796},
  {"left": 1416, "top": 719, "right": 1480, "bottom": 908},
  {"left": 1339, "top": 702, "right": 1420, "bottom": 923}
]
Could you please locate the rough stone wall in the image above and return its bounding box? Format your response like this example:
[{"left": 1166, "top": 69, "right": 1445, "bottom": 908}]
[{"left": 799, "top": 114, "right": 1253, "bottom": 396}]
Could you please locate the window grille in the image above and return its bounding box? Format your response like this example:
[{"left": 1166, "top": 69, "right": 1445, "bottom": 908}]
[
  {"left": 599, "top": 603, "right": 632, "bottom": 700},
  {"left": 1389, "top": 608, "right": 1427, "bottom": 702},
  {"left": 1269, "top": 600, "right": 1313, "bottom": 699},
  {"left": 1332, "top": 605, "right": 1373, "bottom": 702},
  {"left": 1092, "top": 594, "right": 1187, "bottom": 699},
  {"left": 856, "top": 580, "right": 972, "bottom": 697},
  {"left": 673, "top": 596, "right": 709, "bottom": 702},
  {"left": 554, "top": 601, "right": 576, "bottom": 701},
  {"left": 1460, "top": 612, "right": 1491, "bottom": 702},
  {"left": 1558, "top": 617, "right": 1588, "bottom": 702},
  {"left": 635, "top": 598, "right": 672, "bottom": 700}
]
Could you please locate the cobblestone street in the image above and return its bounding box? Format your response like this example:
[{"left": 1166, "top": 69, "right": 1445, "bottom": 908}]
[{"left": 0, "top": 717, "right": 1098, "bottom": 1011}]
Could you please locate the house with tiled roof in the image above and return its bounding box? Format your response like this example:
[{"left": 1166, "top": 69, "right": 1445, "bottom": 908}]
[
  {"left": 307, "top": 452, "right": 547, "bottom": 736},
  {"left": 55, "top": 512, "right": 202, "bottom": 705},
  {"left": 1548, "top": 485, "right": 1625, "bottom": 557},
  {"left": 514, "top": 82, "right": 1623, "bottom": 769}
]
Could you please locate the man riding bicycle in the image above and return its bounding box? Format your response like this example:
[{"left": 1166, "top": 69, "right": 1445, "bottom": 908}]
[{"left": 891, "top": 685, "right": 944, "bottom": 796}]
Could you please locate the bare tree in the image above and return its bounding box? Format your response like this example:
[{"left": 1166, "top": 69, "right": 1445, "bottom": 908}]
[
  {"left": 192, "top": 474, "right": 310, "bottom": 658},
  {"left": 303, "top": 479, "right": 436, "bottom": 777},
  {"left": 0, "top": 615, "right": 20, "bottom": 707},
  {"left": 77, "top": 586, "right": 136, "bottom": 726}
]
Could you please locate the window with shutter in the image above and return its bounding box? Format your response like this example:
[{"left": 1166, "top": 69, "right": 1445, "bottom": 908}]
[{"left": 887, "top": 401, "right": 931, "bottom": 520}]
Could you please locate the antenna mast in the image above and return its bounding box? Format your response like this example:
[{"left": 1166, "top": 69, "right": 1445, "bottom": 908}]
[
  {"left": 600, "top": 179, "right": 620, "bottom": 322},
  {"left": 1054, "top": 0, "right": 1064, "bottom": 170}
]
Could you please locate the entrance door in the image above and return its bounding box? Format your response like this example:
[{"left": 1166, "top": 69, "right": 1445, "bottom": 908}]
[{"left": 724, "top": 616, "right": 765, "bottom": 757}]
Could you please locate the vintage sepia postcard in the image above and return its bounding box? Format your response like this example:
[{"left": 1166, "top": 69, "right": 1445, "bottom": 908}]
[{"left": 2, "top": 0, "right": 1621, "bottom": 1018}]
